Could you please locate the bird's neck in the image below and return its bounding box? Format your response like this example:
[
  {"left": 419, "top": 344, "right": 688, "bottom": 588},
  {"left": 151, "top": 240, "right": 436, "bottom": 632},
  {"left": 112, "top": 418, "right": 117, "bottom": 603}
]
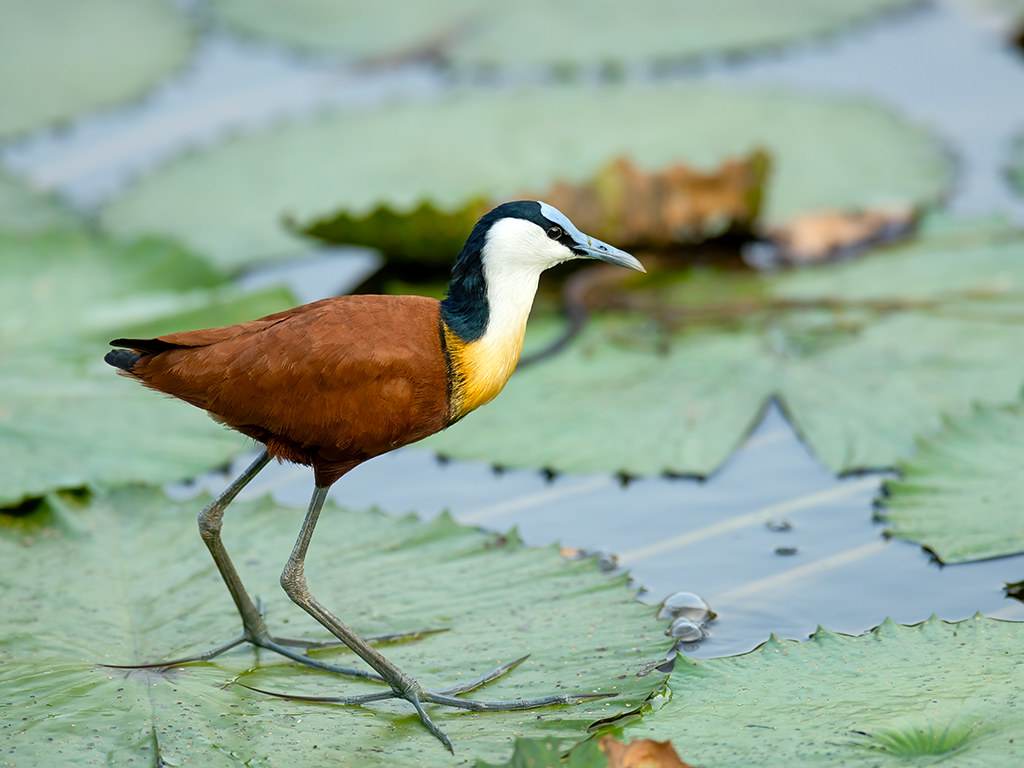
[{"left": 441, "top": 256, "right": 541, "bottom": 422}]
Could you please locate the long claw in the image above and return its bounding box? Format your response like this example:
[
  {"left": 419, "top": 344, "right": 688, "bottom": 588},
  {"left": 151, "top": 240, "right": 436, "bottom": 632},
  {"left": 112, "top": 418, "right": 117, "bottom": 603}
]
[
  {"left": 258, "top": 638, "right": 383, "bottom": 681},
  {"left": 430, "top": 655, "right": 529, "bottom": 696},
  {"left": 232, "top": 681, "right": 395, "bottom": 705},
  {"left": 274, "top": 627, "right": 449, "bottom": 650},
  {"left": 100, "top": 637, "right": 247, "bottom": 669},
  {"left": 100, "top": 635, "right": 385, "bottom": 681},
  {"left": 422, "top": 690, "right": 617, "bottom": 711},
  {"left": 234, "top": 680, "right": 454, "bottom": 752},
  {"left": 408, "top": 693, "right": 454, "bottom": 754}
]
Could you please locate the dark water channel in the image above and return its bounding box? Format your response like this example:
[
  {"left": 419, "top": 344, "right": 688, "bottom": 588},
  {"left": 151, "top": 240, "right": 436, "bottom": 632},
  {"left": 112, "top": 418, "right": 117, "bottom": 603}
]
[{"left": 7, "top": 2, "right": 1024, "bottom": 658}]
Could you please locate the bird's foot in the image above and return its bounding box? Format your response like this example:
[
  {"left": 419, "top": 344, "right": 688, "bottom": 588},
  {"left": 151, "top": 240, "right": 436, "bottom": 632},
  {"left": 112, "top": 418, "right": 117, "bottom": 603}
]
[
  {"left": 100, "top": 614, "right": 445, "bottom": 682},
  {"left": 235, "top": 655, "right": 615, "bottom": 752}
]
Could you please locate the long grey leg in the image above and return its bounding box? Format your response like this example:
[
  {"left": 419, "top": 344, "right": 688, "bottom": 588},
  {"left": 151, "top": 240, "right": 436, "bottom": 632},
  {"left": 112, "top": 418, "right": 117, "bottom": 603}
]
[
  {"left": 197, "top": 449, "right": 273, "bottom": 636},
  {"left": 191, "top": 451, "right": 388, "bottom": 677},
  {"left": 279, "top": 486, "right": 453, "bottom": 752},
  {"left": 105, "top": 451, "right": 378, "bottom": 678}
]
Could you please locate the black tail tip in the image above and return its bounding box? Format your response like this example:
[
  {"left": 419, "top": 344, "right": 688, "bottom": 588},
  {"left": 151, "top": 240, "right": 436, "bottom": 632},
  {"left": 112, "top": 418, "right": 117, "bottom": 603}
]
[{"left": 104, "top": 348, "right": 141, "bottom": 372}]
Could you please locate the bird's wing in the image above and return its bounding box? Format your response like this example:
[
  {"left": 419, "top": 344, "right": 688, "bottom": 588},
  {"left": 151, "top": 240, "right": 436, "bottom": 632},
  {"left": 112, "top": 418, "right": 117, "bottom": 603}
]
[{"left": 131, "top": 295, "right": 450, "bottom": 473}]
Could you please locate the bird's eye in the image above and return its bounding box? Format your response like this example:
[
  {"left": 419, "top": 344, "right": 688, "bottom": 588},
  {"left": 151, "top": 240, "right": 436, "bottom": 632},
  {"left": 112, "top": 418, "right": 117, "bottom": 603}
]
[{"left": 547, "top": 226, "right": 564, "bottom": 240}]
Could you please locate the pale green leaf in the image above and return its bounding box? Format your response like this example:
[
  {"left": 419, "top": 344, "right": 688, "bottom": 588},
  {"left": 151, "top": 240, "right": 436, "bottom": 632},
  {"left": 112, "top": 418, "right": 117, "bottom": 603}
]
[
  {"left": 479, "top": 738, "right": 608, "bottom": 768},
  {"left": 0, "top": 486, "right": 666, "bottom": 765},
  {"left": 210, "top": 0, "right": 916, "bottom": 69},
  {"left": 0, "top": 230, "right": 294, "bottom": 505},
  {"left": 100, "top": 84, "right": 950, "bottom": 271},
  {"left": 603, "top": 616, "right": 1024, "bottom": 768},
  {"left": 877, "top": 404, "right": 1024, "bottom": 563},
  {"left": 427, "top": 218, "right": 1024, "bottom": 475},
  {"left": 0, "top": 0, "right": 193, "bottom": 139},
  {"left": 0, "top": 170, "right": 82, "bottom": 233},
  {"left": 1011, "top": 132, "right": 1024, "bottom": 198}
]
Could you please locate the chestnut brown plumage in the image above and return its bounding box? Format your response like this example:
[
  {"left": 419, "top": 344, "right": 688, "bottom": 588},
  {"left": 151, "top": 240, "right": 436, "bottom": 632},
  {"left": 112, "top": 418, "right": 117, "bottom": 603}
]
[
  {"left": 104, "top": 200, "right": 644, "bottom": 751},
  {"left": 113, "top": 295, "right": 449, "bottom": 488}
]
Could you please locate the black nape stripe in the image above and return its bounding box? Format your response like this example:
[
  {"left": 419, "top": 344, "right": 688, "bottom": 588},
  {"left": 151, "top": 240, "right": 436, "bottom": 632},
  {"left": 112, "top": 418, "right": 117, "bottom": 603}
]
[
  {"left": 441, "top": 238, "right": 489, "bottom": 343},
  {"left": 441, "top": 201, "right": 548, "bottom": 343}
]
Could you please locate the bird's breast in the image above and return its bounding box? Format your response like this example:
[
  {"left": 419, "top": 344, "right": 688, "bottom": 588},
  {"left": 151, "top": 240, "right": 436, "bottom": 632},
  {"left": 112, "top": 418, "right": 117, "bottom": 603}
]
[{"left": 443, "top": 322, "right": 525, "bottom": 422}]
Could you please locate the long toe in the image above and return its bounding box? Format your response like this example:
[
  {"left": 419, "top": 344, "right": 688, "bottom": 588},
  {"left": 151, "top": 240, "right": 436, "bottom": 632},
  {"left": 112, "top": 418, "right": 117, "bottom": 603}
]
[
  {"left": 423, "top": 689, "right": 616, "bottom": 711},
  {"left": 404, "top": 690, "right": 454, "bottom": 753}
]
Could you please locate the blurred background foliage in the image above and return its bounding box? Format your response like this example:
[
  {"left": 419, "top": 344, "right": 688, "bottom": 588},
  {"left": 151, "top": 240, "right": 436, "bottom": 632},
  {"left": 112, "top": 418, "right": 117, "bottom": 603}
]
[{"left": 3, "top": 1, "right": 1024, "bottom": 765}]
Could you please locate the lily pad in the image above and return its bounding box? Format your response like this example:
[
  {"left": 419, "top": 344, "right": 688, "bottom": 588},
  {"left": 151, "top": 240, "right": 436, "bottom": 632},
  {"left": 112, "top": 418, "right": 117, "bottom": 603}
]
[
  {"left": 1011, "top": 132, "right": 1024, "bottom": 197},
  {"left": 604, "top": 615, "right": 1024, "bottom": 768},
  {"left": 877, "top": 404, "right": 1024, "bottom": 564},
  {"left": 480, "top": 739, "right": 608, "bottom": 768},
  {"left": 210, "top": 0, "right": 917, "bottom": 69},
  {"left": 0, "top": 0, "right": 193, "bottom": 139},
  {"left": 304, "top": 152, "right": 771, "bottom": 268},
  {"left": 427, "top": 217, "right": 1024, "bottom": 476},
  {"left": 0, "top": 485, "right": 667, "bottom": 765},
  {"left": 100, "top": 84, "right": 950, "bottom": 271},
  {"left": 0, "top": 169, "right": 81, "bottom": 232},
  {"left": 0, "top": 229, "right": 293, "bottom": 506}
]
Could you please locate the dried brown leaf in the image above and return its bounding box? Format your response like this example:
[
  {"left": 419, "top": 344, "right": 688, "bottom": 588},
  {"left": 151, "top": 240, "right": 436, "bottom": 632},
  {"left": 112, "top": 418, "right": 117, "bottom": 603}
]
[
  {"left": 598, "top": 737, "right": 698, "bottom": 768},
  {"left": 530, "top": 153, "right": 771, "bottom": 250},
  {"left": 761, "top": 206, "right": 918, "bottom": 264}
]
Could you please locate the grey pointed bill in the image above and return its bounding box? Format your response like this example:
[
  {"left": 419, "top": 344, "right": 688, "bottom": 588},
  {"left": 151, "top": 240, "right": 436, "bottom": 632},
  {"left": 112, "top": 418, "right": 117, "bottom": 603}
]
[
  {"left": 538, "top": 200, "right": 645, "bottom": 273},
  {"left": 574, "top": 235, "right": 645, "bottom": 272}
]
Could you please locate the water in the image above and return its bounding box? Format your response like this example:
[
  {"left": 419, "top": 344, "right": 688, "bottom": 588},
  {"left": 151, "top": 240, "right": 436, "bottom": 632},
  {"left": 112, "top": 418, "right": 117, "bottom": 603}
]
[{"left": 7, "top": 2, "right": 1024, "bottom": 658}]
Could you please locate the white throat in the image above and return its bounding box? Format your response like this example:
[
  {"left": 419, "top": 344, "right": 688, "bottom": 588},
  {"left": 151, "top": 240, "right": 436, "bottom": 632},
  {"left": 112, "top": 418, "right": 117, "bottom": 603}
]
[{"left": 479, "top": 217, "right": 569, "bottom": 346}]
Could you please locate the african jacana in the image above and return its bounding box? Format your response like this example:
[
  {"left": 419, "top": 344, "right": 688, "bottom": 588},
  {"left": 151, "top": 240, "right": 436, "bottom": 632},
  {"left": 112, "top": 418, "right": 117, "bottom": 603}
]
[{"left": 105, "top": 200, "right": 644, "bottom": 750}]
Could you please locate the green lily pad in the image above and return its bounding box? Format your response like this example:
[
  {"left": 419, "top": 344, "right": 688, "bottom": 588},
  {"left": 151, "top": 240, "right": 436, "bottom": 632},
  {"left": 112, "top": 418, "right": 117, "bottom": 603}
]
[
  {"left": 480, "top": 739, "right": 607, "bottom": 768},
  {"left": 603, "top": 615, "right": 1024, "bottom": 768},
  {"left": 0, "top": 170, "right": 82, "bottom": 233},
  {"left": 877, "top": 404, "right": 1024, "bottom": 564},
  {"left": 963, "top": 0, "right": 1024, "bottom": 24},
  {"left": 1010, "top": 132, "right": 1024, "bottom": 197},
  {"left": 0, "top": 485, "right": 666, "bottom": 765},
  {"left": 210, "top": 0, "right": 916, "bottom": 69},
  {"left": 0, "top": 229, "right": 293, "bottom": 506},
  {"left": 100, "top": 84, "right": 950, "bottom": 271},
  {"left": 427, "top": 217, "right": 1024, "bottom": 476},
  {"left": 0, "top": 0, "right": 193, "bottom": 139}
]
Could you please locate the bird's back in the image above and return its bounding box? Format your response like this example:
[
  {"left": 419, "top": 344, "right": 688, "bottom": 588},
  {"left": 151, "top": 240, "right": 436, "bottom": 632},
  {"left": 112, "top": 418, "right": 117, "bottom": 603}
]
[{"left": 110, "top": 294, "right": 451, "bottom": 486}]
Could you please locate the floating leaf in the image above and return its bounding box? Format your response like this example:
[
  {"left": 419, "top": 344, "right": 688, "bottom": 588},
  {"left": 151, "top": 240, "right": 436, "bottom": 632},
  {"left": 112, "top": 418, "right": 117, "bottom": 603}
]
[
  {"left": 601, "top": 616, "right": 1024, "bottom": 768},
  {"left": 877, "top": 404, "right": 1024, "bottom": 564},
  {"left": 960, "top": 0, "right": 1024, "bottom": 28},
  {"left": 0, "top": 230, "right": 293, "bottom": 506},
  {"left": 0, "top": 0, "right": 192, "bottom": 139},
  {"left": 303, "top": 153, "right": 769, "bottom": 269},
  {"left": 0, "top": 486, "right": 667, "bottom": 765},
  {"left": 0, "top": 169, "right": 82, "bottom": 233},
  {"left": 101, "top": 84, "right": 950, "bottom": 271},
  {"left": 755, "top": 205, "right": 918, "bottom": 265},
  {"left": 1011, "top": 131, "right": 1024, "bottom": 198},
  {"left": 478, "top": 737, "right": 696, "bottom": 768},
  {"left": 303, "top": 198, "right": 491, "bottom": 269},
  {"left": 478, "top": 739, "right": 599, "bottom": 768},
  {"left": 599, "top": 737, "right": 697, "bottom": 768},
  {"left": 537, "top": 153, "right": 771, "bottom": 249},
  {"left": 209, "top": 0, "right": 917, "bottom": 69},
  {"left": 427, "top": 218, "right": 1024, "bottom": 476}
]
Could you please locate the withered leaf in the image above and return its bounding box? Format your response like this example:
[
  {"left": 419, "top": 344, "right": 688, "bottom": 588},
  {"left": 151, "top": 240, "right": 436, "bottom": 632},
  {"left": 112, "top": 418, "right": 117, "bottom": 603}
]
[
  {"left": 599, "top": 737, "right": 698, "bottom": 768},
  {"left": 533, "top": 152, "right": 771, "bottom": 250},
  {"left": 300, "top": 154, "right": 771, "bottom": 272},
  {"left": 756, "top": 206, "right": 918, "bottom": 264}
]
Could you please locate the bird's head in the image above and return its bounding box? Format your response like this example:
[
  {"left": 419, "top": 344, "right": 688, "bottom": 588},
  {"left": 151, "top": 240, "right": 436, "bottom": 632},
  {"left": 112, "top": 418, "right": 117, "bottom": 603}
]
[
  {"left": 460, "top": 200, "right": 645, "bottom": 277},
  {"left": 442, "top": 201, "right": 644, "bottom": 344}
]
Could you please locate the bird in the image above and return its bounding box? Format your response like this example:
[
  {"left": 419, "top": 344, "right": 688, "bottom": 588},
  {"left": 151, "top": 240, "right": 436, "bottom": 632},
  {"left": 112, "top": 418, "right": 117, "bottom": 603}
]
[{"left": 104, "top": 200, "right": 645, "bottom": 750}]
